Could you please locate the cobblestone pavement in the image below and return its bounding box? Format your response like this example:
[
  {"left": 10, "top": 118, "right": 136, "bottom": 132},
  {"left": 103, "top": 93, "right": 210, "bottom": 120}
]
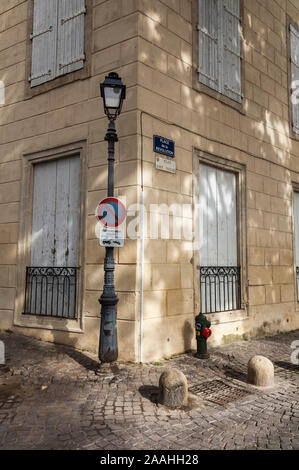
[{"left": 0, "top": 331, "right": 298, "bottom": 450}]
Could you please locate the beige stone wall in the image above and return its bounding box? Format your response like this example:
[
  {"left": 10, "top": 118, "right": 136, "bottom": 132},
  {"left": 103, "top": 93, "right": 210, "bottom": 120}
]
[
  {"left": 1, "top": 0, "right": 299, "bottom": 363},
  {"left": 136, "top": 0, "right": 299, "bottom": 361},
  {"left": 0, "top": 0, "right": 140, "bottom": 361}
]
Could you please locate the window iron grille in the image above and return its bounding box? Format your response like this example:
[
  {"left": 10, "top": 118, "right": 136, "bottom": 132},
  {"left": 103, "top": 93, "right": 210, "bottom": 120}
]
[
  {"left": 200, "top": 266, "right": 241, "bottom": 314},
  {"left": 23, "top": 267, "right": 78, "bottom": 319}
]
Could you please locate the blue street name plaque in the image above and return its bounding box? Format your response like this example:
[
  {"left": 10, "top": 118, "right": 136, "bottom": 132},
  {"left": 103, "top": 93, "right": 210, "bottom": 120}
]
[{"left": 153, "top": 135, "right": 175, "bottom": 158}]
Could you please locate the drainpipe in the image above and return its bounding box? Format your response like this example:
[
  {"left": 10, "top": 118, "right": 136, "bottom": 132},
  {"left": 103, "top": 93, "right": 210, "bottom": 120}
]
[
  {"left": 139, "top": 189, "right": 145, "bottom": 363},
  {"left": 139, "top": 111, "right": 145, "bottom": 363}
]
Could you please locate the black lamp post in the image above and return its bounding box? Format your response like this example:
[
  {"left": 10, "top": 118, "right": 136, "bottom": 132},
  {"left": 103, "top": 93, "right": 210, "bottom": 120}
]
[{"left": 98, "top": 72, "right": 126, "bottom": 363}]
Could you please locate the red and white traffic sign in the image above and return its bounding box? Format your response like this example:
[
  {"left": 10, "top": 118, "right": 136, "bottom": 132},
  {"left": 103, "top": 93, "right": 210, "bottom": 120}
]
[{"left": 96, "top": 197, "right": 126, "bottom": 228}]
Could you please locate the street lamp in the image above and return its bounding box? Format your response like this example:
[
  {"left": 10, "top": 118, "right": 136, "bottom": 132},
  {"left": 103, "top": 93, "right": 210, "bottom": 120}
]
[
  {"left": 100, "top": 72, "right": 126, "bottom": 121},
  {"left": 98, "top": 72, "right": 126, "bottom": 363}
]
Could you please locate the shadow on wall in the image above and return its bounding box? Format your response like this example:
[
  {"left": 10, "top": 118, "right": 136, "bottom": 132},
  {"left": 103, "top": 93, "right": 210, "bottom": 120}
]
[{"left": 183, "top": 321, "right": 194, "bottom": 352}]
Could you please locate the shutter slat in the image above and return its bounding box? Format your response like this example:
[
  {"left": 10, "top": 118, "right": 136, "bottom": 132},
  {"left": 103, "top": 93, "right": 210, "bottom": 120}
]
[
  {"left": 57, "top": 0, "right": 85, "bottom": 77},
  {"left": 223, "top": 0, "right": 242, "bottom": 103},
  {"left": 199, "top": 163, "right": 208, "bottom": 266},
  {"left": 55, "top": 158, "right": 70, "bottom": 267},
  {"left": 206, "top": 165, "right": 218, "bottom": 266},
  {"left": 67, "top": 156, "right": 81, "bottom": 267},
  {"left": 31, "top": 161, "right": 57, "bottom": 267},
  {"left": 215, "top": 168, "right": 238, "bottom": 267},
  {"left": 290, "top": 25, "right": 299, "bottom": 134},
  {"left": 198, "top": 0, "right": 219, "bottom": 92},
  {"left": 54, "top": 156, "right": 81, "bottom": 268},
  {"left": 30, "top": 0, "right": 58, "bottom": 87},
  {"left": 54, "top": 158, "right": 69, "bottom": 316}
]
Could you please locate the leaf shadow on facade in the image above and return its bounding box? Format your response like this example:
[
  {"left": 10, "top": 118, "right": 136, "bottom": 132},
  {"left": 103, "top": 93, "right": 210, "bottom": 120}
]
[{"left": 2, "top": 0, "right": 299, "bottom": 366}]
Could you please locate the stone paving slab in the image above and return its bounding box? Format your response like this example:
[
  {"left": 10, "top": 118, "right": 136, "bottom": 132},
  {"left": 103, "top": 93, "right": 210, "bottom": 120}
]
[{"left": 0, "top": 331, "right": 298, "bottom": 450}]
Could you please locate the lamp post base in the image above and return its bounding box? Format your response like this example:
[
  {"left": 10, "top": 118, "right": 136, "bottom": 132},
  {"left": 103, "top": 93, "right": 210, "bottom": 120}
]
[
  {"left": 98, "top": 296, "right": 119, "bottom": 363},
  {"left": 98, "top": 244, "right": 119, "bottom": 363},
  {"left": 194, "top": 352, "right": 210, "bottom": 360}
]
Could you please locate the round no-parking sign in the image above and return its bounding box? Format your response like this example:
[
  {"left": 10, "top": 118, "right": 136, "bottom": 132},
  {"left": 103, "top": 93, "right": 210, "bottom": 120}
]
[{"left": 96, "top": 197, "right": 126, "bottom": 228}]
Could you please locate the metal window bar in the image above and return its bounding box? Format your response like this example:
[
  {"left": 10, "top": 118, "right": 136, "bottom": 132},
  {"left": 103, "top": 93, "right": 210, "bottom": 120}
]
[
  {"left": 23, "top": 267, "right": 78, "bottom": 319},
  {"left": 296, "top": 268, "right": 299, "bottom": 302},
  {"left": 197, "top": 25, "right": 218, "bottom": 43},
  {"left": 30, "top": 25, "right": 53, "bottom": 40},
  {"left": 59, "top": 54, "right": 85, "bottom": 69},
  {"left": 291, "top": 59, "right": 299, "bottom": 70},
  {"left": 61, "top": 7, "right": 86, "bottom": 24},
  {"left": 200, "top": 266, "right": 241, "bottom": 314},
  {"left": 223, "top": 5, "right": 241, "bottom": 22},
  {"left": 224, "top": 44, "right": 243, "bottom": 60},
  {"left": 290, "top": 24, "right": 299, "bottom": 40},
  {"left": 197, "top": 68, "right": 219, "bottom": 83},
  {"left": 224, "top": 84, "right": 244, "bottom": 99}
]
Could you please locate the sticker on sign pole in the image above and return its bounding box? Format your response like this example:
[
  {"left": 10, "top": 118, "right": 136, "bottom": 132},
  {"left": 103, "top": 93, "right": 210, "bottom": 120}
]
[
  {"left": 100, "top": 228, "right": 124, "bottom": 248},
  {"left": 96, "top": 197, "right": 126, "bottom": 228}
]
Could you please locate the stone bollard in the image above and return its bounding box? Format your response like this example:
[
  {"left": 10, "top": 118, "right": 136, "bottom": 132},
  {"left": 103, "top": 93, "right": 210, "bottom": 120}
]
[
  {"left": 159, "top": 368, "right": 188, "bottom": 408},
  {"left": 248, "top": 355, "right": 274, "bottom": 387}
]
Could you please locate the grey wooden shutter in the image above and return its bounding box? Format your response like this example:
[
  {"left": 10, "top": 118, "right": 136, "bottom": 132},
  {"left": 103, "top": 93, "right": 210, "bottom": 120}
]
[
  {"left": 31, "top": 160, "right": 57, "bottom": 267},
  {"left": 290, "top": 24, "right": 299, "bottom": 134},
  {"left": 30, "top": 0, "right": 58, "bottom": 87},
  {"left": 222, "top": 0, "right": 242, "bottom": 102},
  {"left": 31, "top": 156, "right": 81, "bottom": 268},
  {"left": 198, "top": 0, "right": 220, "bottom": 92},
  {"left": 198, "top": 0, "right": 242, "bottom": 103},
  {"left": 57, "top": 0, "right": 86, "bottom": 77}
]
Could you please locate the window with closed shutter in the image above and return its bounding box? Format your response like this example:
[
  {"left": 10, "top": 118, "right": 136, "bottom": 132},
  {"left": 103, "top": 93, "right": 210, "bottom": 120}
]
[
  {"left": 30, "top": 0, "right": 86, "bottom": 87},
  {"left": 197, "top": 0, "right": 242, "bottom": 103},
  {"left": 199, "top": 163, "right": 241, "bottom": 313},
  {"left": 24, "top": 156, "right": 81, "bottom": 318},
  {"left": 290, "top": 24, "right": 299, "bottom": 135}
]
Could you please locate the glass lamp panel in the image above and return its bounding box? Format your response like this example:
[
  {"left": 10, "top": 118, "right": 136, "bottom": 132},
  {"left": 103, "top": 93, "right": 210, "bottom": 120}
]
[{"left": 104, "top": 86, "right": 122, "bottom": 109}]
